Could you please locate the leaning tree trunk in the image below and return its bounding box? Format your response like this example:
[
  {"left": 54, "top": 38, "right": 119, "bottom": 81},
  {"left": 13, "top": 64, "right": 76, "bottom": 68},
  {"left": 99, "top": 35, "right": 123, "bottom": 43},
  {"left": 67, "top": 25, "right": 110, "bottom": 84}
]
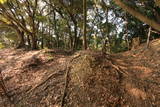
[{"left": 113, "top": 0, "right": 160, "bottom": 32}]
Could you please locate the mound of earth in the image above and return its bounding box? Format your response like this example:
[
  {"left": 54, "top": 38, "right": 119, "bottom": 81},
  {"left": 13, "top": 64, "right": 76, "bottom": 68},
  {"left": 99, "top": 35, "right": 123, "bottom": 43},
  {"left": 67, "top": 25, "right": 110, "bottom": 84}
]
[
  {"left": 0, "top": 45, "right": 160, "bottom": 107},
  {"left": 64, "top": 51, "right": 160, "bottom": 107},
  {"left": 65, "top": 51, "right": 124, "bottom": 106}
]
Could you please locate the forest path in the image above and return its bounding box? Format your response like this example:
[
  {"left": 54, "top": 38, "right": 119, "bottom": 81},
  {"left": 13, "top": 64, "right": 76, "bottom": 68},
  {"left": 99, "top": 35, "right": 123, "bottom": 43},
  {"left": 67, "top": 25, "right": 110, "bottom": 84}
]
[{"left": 0, "top": 48, "right": 159, "bottom": 106}]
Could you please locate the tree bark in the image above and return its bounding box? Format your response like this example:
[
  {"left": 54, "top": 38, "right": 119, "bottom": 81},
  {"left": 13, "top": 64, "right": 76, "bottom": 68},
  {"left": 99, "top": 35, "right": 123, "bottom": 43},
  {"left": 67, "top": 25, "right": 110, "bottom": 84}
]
[
  {"left": 53, "top": 11, "right": 59, "bottom": 48},
  {"left": 27, "top": 35, "right": 31, "bottom": 49},
  {"left": 83, "top": 0, "right": 87, "bottom": 50},
  {"left": 131, "top": 37, "right": 140, "bottom": 50},
  {"left": 16, "top": 30, "right": 25, "bottom": 49},
  {"left": 147, "top": 27, "right": 151, "bottom": 48},
  {"left": 31, "top": 34, "right": 38, "bottom": 50},
  {"left": 102, "top": 6, "right": 110, "bottom": 54},
  {"left": 41, "top": 32, "right": 44, "bottom": 49},
  {"left": 113, "top": 0, "right": 160, "bottom": 32},
  {"left": 73, "top": 21, "right": 78, "bottom": 50},
  {"left": 67, "top": 23, "right": 73, "bottom": 49}
]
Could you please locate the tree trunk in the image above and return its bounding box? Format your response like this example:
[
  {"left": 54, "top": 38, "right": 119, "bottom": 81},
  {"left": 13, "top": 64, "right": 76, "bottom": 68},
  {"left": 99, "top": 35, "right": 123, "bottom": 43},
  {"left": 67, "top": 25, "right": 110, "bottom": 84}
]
[
  {"left": 131, "top": 37, "right": 140, "bottom": 50},
  {"left": 113, "top": 0, "right": 160, "bottom": 32},
  {"left": 73, "top": 22, "right": 78, "bottom": 50},
  {"left": 69, "top": 36, "right": 73, "bottom": 49},
  {"left": 41, "top": 34, "right": 44, "bottom": 49},
  {"left": 126, "top": 36, "right": 130, "bottom": 50},
  {"left": 53, "top": 11, "right": 59, "bottom": 48},
  {"left": 125, "top": 13, "right": 130, "bottom": 50},
  {"left": 27, "top": 35, "right": 31, "bottom": 49},
  {"left": 41, "top": 23, "right": 45, "bottom": 49},
  {"left": 102, "top": 6, "right": 110, "bottom": 54},
  {"left": 83, "top": 0, "right": 87, "bottom": 50},
  {"left": 31, "top": 34, "right": 38, "bottom": 50},
  {"left": 147, "top": 27, "right": 151, "bottom": 48},
  {"left": 67, "top": 23, "right": 73, "bottom": 49},
  {"left": 16, "top": 30, "right": 25, "bottom": 49}
]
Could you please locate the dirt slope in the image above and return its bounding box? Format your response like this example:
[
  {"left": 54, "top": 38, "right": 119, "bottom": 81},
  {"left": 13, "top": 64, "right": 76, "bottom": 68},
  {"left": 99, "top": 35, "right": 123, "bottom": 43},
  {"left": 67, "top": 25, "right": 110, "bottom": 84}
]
[
  {"left": 0, "top": 49, "right": 70, "bottom": 107},
  {"left": 65, "top": 50, "right": 160, "bottom": 107},
  {"left": 0, "top": 39, "right": 160, "bottom": 107}
]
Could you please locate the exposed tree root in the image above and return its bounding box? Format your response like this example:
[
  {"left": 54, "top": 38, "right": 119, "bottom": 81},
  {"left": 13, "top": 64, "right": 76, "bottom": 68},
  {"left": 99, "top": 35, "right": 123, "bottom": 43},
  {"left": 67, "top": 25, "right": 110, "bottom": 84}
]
[
  {"left": 29, "top": 71, "right": 63, "bottom": 94},
  {"left": 60, "top": 54, "right": 81, "bottom": 107},
  {"left": 111, "top": 63, "right": 129, "bottom": 76},
  {"left": 61, "top": 67, "right": 70, "bottom": 107}
]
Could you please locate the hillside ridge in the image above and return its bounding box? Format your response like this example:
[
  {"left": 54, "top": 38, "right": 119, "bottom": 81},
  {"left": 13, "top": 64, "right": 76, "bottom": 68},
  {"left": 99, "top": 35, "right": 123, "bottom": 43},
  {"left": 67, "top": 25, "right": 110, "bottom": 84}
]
[{"left": 0, "top": 39, "right": 160, "bottom": 106}]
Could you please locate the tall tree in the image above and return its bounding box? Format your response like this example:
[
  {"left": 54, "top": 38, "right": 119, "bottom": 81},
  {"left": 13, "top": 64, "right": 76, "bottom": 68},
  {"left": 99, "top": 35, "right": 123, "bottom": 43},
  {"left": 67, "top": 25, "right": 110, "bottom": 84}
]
[
  {"left": 83, "top": 0, "right": 87, "bottom": 49},
  {"left": 0, "top": 0, "right": 40, "bottom": 49}
]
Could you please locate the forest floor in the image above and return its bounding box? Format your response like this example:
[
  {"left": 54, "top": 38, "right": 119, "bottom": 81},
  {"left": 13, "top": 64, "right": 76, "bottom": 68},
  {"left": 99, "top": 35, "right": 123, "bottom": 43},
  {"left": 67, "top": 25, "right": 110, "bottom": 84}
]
[{"left": 0, "top": 39, "right": 160, "bottom": 107}]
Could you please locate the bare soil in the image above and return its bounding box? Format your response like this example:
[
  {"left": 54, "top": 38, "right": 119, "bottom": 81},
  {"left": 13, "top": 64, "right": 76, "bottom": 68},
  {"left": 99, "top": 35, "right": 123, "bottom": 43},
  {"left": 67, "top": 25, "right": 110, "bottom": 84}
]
[{"left": 0, "top": 39, "right": 160, "bottom": 107}]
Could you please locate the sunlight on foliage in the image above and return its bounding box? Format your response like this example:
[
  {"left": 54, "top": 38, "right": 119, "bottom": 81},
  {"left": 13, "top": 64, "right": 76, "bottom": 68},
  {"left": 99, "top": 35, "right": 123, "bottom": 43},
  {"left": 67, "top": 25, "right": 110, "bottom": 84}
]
[
  {"left": 0, "top": 0, "right": 7, "bottom": 4},
  {"left": 155, "top": 0, "right": 160, "bottom": 7},
  {"left": 0, "top": 17, "right": 11, "bottom": 24},
  {"left": 0, "top": 43, "right": 5, "bottom": 49}
]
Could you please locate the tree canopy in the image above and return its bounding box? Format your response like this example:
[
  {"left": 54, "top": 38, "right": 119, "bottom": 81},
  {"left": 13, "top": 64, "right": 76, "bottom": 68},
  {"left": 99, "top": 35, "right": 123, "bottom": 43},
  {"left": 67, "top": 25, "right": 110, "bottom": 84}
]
[{"left": 0, "top": 0, "right": 159, "bottom": 52}]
